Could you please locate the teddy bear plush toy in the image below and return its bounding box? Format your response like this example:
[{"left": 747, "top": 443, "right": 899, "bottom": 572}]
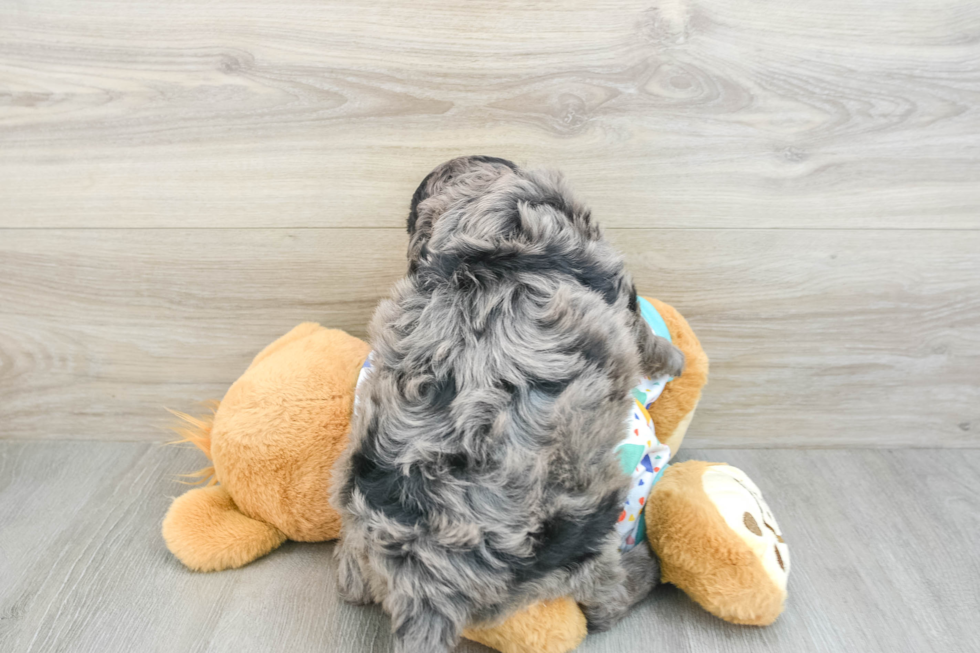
[{"left": 162, "top": 298, "right": 789, "bottom": 653}]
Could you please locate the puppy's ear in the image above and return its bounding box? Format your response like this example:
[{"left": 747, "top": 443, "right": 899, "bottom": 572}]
[
  {"left": 634, "top": 315, "right": 685, "bottom": 378},
  {"left": 407, "top": 196, "right": 447, "bottom": 273}
]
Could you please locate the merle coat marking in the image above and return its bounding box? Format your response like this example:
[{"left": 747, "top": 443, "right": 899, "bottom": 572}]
[{"left": 333, "top": 156, "right": 683, "bottom": 653}]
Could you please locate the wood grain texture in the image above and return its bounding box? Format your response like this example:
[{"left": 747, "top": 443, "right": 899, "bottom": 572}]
[
  {"left": 1, "top": 0, "right": 979, "bottom": 446},
  {"left": 1, "top": 0, "right": 979, "bottom": 229},
  {"left": 1, "top": 228, "right": 978, "bottom": 446},
  {"left": 1, "top": 442, "right": 977, "bottom": 653}
]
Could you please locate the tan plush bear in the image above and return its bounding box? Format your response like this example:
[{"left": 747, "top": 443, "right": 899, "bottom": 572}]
[{"left": 162, "top": 298, "right": 788, "bottom": 653}]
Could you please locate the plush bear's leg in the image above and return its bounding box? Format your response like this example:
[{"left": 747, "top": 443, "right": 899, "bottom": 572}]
[
  {"left": 162, "top": 485, "right": 286, "bottom": 572},
  {"left": 462, "top": 598, "right": 587, "bottom": 653},
  {"left": 645, "top": 461, "right": 789, "bottom": 626}
]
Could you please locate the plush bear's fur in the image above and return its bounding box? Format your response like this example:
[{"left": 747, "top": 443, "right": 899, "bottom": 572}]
[{"left": 161, "top": 296, "right": 727, "bottom": 652}]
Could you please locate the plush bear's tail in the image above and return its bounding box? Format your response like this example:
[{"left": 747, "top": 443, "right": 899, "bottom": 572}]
[
  {"left": 163, "top": 401, "right": 286, "bottom": 572},
  {"left": 166, "top": 401, "right": 220, "bottom": 486}
]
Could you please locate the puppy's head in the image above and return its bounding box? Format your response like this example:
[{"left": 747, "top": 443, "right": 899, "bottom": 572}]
[
  {"left": 406, "top": 156, "right": 518, "bottom": 271},
  {"left": 408, "top": 156, "right": 518, "bottom": 236}
]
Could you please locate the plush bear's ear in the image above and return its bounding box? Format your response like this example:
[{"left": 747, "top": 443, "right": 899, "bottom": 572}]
[
  {"left": 162, "top": 485, "right": 286, "bottom": 572},
  {"left": 462, "top": 597, "right": 587, "bottom": 653},
  {"left": 646, "top": 461, "right": 789, "bottom": 626}
]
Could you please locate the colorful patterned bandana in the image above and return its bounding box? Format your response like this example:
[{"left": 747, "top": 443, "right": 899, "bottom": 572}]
[{"left": 614, "top": 297, "right": 674, "bottom": 551}]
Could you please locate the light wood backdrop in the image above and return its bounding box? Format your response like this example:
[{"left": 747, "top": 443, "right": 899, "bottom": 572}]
[{"left": 1, "top": 0, "right": 978, "bottom": 446}]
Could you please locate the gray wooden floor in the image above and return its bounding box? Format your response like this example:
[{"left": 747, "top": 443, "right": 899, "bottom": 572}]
[{"left": 1, "top": 442, "right": 977, "bottom": 653}]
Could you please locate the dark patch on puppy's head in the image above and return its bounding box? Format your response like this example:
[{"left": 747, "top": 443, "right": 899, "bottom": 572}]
[{"left": 407, "top": 169, "right": 438, "bottom": 236}]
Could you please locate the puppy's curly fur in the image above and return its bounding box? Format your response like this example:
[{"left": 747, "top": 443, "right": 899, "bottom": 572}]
[{"left": 333, "top": 156, "right": 684, "bottom": 653}]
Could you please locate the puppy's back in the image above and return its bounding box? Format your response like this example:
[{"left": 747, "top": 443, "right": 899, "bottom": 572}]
[{"left": 338, "top": 161, "right": 642, "bottom": 651}]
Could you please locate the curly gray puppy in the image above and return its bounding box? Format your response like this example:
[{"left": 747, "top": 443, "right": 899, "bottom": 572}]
[{"left": 333, "top": 156, "right": 684, "bottom": 653}]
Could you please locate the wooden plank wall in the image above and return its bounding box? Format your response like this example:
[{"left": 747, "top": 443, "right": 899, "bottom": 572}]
[{"left": 1, "top": 0, "right": 978, "bottom": 446}]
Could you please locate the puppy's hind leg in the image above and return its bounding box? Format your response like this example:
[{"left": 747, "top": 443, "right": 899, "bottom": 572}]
[
  {"left": 335, "top": 538, "right": 373, "bottom": 606},
  {"left": 575, "top": 535, "right": 661, "bottom": 633},
  {"left": 385, "top": 587, "right": 464, "bottom": 653},
  {"left": 575, "top": 539, "right": 632, "bottom": 633},
  {"left": 620, "top": 541, "right": 660, "bottom": 606}
]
